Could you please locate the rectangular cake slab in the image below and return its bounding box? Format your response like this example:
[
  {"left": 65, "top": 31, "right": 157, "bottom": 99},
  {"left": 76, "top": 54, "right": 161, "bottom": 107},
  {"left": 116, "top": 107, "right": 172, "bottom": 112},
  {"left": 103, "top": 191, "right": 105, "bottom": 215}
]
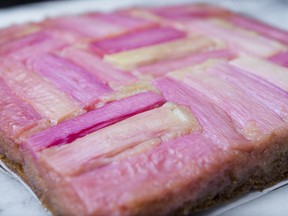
[{"left": 0, "top": 0, "right": 288, "bottom": 216}]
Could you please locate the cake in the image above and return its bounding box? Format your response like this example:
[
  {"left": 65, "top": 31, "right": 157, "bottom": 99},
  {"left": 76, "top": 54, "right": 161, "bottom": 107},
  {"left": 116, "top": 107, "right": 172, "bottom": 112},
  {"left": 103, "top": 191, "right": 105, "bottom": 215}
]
[{"left": 1, "top": 3, "right": 288, "bottom": 216}]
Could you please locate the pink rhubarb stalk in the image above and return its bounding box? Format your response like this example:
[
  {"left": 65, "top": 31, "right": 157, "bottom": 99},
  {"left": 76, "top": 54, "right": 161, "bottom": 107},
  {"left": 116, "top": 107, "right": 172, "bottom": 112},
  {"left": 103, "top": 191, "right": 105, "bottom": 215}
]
[
  {"left": 269, "top": 51, "right": 288, "bottom": 68},
  {"left": 64, "top": 134, "right": 223, "bottom": 216},
  {"left": 104, "top": 35, "right": 220, "bottom": 70},
  {"left": 176, "top": 64, "right": 285, "bottom": 141},
  {"left": 150, "top": 4, "right": 231, "bottom": 20},
  {"left": 39, "top": 103, "right": 198, "bottom": 175},
  {"left": 52, "top": 15, "right": 126, "bottom": 38},
  {"left": 210, "top": 62, "right": 288, "bottom": 123},
  {"left": 91, "top": 26, "right": 186, "bottom": 55},
  {"left": 230, "top": 15, "right": 288, "bottom": 45},
  {"left": 1, "top": 60, "right": 80, "bottom": 124},
  {"left": 186, "top": 19, "right": 286, "bottom": 57},
  {"left": 0, "top": 31, "right": 66, "bottom": 60},
  {"left": 0, "top": 78, "right": 41, "bottom": 137},
  {"left": 0, "top": 24, "right": 40, "bottom": 46},
  {"left": 25, "top": 92, "right": 165, "bottom": 152},
  {"left": 27, "top": 54, "right": 111, "bottom": 109},
  {"left": 154, "top": 77, "right": 245, "bottom": 149},
  {"left": 88, "top": 12, "right": 157, "bottom": 30},
  {"left": 138, "top": 49, "right": 234, "bottom": 77},
  {"left": 230, "top": 56, "right": 288, "bottom": 92},
  {"left": 62, "top": 47, "right": 136, "bottom": 88}
]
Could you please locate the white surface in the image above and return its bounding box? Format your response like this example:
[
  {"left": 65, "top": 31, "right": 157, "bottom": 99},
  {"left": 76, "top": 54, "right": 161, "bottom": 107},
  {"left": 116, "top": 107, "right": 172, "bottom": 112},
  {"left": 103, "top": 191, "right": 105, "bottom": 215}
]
[
  {"left": 0, "top": 164, "right": 48, "bottom": 216},
  {"left": 0, "top": 0, "right": 288, "bottom": 216},
  {"left": 222, "top": 186, "right": 288, "bottom": 216}
]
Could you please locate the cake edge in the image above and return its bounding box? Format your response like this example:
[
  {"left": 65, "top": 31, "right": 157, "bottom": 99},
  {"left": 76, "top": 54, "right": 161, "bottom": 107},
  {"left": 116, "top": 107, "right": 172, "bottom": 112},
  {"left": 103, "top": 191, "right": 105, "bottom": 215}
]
[{"left": 1, "top": 129, "right": 288, "bottom": 216}]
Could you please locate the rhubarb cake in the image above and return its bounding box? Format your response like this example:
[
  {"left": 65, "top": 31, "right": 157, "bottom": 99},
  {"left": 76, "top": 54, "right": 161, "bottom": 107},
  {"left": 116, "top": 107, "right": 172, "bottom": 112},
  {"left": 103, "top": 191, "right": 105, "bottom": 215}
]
[{"left": 1, "top": 3, "right": 288, "bottom": 216}]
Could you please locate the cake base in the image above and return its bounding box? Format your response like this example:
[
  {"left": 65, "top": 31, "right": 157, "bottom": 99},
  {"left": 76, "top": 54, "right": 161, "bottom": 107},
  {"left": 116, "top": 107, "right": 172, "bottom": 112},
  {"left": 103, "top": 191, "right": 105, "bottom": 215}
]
[{"left": 1, "top": 132, "right": 288, "bottom": 216}]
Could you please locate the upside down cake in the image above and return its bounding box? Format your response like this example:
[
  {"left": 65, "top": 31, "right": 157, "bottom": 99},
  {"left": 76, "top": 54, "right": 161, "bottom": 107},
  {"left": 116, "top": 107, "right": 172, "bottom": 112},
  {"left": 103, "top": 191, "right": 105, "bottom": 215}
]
[{"left": 1, "top": 3, "right": 288, "bottom": 216}]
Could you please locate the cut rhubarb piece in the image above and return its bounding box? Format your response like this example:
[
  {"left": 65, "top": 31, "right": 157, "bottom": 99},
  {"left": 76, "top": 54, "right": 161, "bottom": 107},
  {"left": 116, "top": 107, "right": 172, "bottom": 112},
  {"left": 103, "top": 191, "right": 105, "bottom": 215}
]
[
  {"left": 0, "top": 31, "right": 46, "bottom": 56},
  {"left": 51, "top": 15, "right": 126, "bottom": 38},
  {"left": 208, "top": 62, "right": 288, "bottom": 123},
  {"left": 104, "top": 35, "right": 222, "bottom": 70},
  {"left": 0, "top": 24, "right": 40, "bottom": 46},
  {"left": 53, "top": 134, "right": 226, "bottom": 216},
  {"left": 51, "top": 12, "right": 157, "bottom": 40},
  {"left": 27, "top": 54, "right": 111, "bottom": 108},
  {"left": 229, "top": 14, "right": 288, "bottom": 45},
  {"left": 230, "top": 56, "right": 288, "bottom": 92},
  {"left": 0, "top": 78, "right": 41, "bottom": 137},
  {"left": 150, "top": 4, "right": 231, "bottom": 20},
  {"left": 169, "top": 64, "right": 285, "bottom": 141},
  {"left": 98, "top": 80, "right": 159, "bottom": 104},
  {"left": 137, "top": 49, "right": 235, "bottom": 77},
  {"left": 0, "top": 31, "right": 66, "bottom": 60},
  {"left": 39, "top": 103, "right": 199, "bottom": 175},
  {"left": 269, "top": 51, "right": 288, "bottom": 67},
  {"left": 25, "top": 92, "right": 165, "bottom": 152},
  {"left": 186, "top": 19, "right": 286, "bottom": 57},
  {"left": 154, "top": 77, "right": 246, "bottom": 149},
  {"left": 91, "top": 26, "right": 186, "bottom": 55},
  {"left": 62, "top": 47, "right": 136, "bottom": 88},
  {"left": 90, "top": 12, "right": 156, "bottom": 30},
  {"left": 0, "top": 61, "right": 81, "bottom": 124},
  {"left": 43, "top": 25, "right": 84, "bottom": 44}
]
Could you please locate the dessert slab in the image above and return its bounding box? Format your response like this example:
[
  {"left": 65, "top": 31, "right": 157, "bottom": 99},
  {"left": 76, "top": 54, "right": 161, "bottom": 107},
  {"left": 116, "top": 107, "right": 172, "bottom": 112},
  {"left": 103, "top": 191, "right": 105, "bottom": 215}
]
[{"left": 1, "top": 0, "right": 288, "bottom": 215}]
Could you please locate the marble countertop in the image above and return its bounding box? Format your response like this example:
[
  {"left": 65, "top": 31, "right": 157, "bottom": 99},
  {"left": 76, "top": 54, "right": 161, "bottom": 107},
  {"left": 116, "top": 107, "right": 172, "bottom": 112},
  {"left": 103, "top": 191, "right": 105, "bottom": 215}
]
[{"left": 0, "top": 0, "right": 288, "bottom": 215}]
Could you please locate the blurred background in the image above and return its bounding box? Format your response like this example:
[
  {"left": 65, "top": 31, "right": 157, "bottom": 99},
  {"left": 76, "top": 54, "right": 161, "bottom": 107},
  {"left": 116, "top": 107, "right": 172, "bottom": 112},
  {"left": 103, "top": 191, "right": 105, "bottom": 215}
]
[
  {"left": 0, "top": 0, "right": 287, "bottom": 7},
  {"left": 0, "top": 0, "right": 51, "bottom": 7},
  {"left": 0, "top": 0, "right": 288, "bottom": 30}
]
